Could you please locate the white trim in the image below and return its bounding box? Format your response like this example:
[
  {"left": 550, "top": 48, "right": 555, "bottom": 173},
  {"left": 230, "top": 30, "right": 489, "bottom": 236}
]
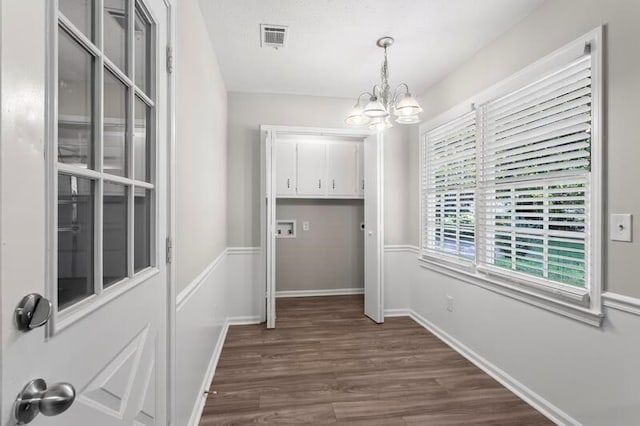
[
  {"left": 261, "top": 124, "right": 383, "bottom": 329},
  {"left": 226, "top": 246, "right": 261, "bottom": 255},
  {"left": 228, "top": 316, "right": 263, "bottom": 325},
  {"left": 417, "top": 28, "right": 604, "bottom": 325},
  {"left": 602, "top": 292, "right": 640, "bottom": 316},
  {"left": 407, "top": 309, "right": 580, "bottom": 426},
  {"left": 176, "top": 249, "right": 227, "bottom": 311},
  {"left": 276, "top": 288, "right": 364, "bottom": 298},
  {"left": 418, "top": 258, "right": 603, "bottom": 327},
  {"left": 384, "top": 308, "right": 412, "bottom": 317},
  {"left": 384, "top": 244, "right": 420, "bottom": 255},
  {"left": 186, "top": 319, "right": 229, "bottom": 426},
  {"left": 184, "top": 314, "right": 262, "bottom": 426},
  {"left": 260, "top": 124, "right": 372, "bottom": 138}
]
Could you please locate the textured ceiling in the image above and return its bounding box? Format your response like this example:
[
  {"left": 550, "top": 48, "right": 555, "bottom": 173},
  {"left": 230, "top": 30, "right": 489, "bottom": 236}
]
[{"left": 199, "top": 0, "right": 544, "bottom": 99}]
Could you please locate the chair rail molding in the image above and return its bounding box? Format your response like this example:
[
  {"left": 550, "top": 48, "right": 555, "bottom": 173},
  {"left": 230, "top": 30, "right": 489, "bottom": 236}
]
[{"left": 602, "top": 292, "right": 640, "bottom": 316}]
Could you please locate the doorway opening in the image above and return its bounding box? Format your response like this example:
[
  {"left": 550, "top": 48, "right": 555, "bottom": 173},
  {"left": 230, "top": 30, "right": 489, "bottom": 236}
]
[{"left": 261, "top": 126, "right": 384, "bottom": 328}]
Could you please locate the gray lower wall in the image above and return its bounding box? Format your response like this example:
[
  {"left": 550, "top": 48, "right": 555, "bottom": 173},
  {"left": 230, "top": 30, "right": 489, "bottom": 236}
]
[{"left": 276, "top": 199, "right": 364, "bottom": 292}]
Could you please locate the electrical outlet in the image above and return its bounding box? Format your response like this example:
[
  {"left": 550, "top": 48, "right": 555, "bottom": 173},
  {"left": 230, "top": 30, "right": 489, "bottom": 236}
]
[
  {"left": 446, "top": 295, "right": 454, "bottom": 312},
  {"left": 303, "top": 221, "right": 310, "bottom": 231}
]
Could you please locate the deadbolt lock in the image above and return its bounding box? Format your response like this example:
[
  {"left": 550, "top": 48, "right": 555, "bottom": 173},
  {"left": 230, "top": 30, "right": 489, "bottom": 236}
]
[{"left": 14, "top": 293, "right": 52, "bottom": 331}]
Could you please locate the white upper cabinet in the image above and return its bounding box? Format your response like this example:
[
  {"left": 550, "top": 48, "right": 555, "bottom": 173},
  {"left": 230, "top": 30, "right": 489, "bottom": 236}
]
[
  {"left": 327, "top": 143, "right": 357, "bottom": 196},
  {"left": 357, "top": 143, "right": 364, "bottom": 197},
  {"left": 296, "top": 142, "right": 326, "bottom": 196},
  {"left": 275, "top": 139, "right": 363, "bottom": 199},
  {"left": 275, "top": 141, "right": 297, "bottom": 196}
]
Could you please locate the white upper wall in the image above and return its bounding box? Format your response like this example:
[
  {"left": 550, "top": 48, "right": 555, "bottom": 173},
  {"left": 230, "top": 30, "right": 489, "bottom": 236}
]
[
  {"left": 413, "top": 0, "right": 640, "bottom": 298},
  {"left": 199, "top": 0, "right": 543, "bottom": 98},
  {"left": 176, "top": 0, "right": 228, "bottom": 292}
]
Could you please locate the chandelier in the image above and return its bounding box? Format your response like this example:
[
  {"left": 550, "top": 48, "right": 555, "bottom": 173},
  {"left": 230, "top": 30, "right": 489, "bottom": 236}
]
[{"left": 345, "top": 36, "right": 422, "bottom": 131}]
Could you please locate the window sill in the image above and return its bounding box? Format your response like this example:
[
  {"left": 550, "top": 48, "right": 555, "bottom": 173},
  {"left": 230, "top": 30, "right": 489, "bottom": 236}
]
[{"left": 417, "top": 257, "right": 603, "bottom": 327}]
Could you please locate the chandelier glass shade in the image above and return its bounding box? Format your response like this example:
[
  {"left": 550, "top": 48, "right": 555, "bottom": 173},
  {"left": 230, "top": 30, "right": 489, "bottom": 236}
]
[{"left": 345, "top": 36, "right": 422, "bottom": 131}]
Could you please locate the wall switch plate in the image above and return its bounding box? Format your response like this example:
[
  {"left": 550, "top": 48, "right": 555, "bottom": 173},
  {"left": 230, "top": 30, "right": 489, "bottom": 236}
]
[
  {"left": 446, "top": 295, "right": 454, "bottom": 312},
  {"left": 610, "top": 214, "right": 632, "bottom": 242},
  {"left": 303, "top": 221, "right": 310, "bottom": 231}
]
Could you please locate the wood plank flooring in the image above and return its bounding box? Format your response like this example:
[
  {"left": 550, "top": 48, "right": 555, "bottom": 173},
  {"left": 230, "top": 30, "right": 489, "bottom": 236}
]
[{"left": 200, "top": 295, "right": 552, "bottom": 425}]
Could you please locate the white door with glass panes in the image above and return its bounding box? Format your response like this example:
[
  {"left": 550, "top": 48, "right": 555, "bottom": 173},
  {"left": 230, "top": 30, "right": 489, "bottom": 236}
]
[
  {"left": 275, "top": 141, "right": 297, "bottom": 196},
  {"left": 296, "top": 142, "right": 326, "bottom": 196},
  {"left": 1, "top": 0, "right": 171, "bottom": 424},
  {"left": 327, "top": 143, "right": 357, "bottom": 196}
]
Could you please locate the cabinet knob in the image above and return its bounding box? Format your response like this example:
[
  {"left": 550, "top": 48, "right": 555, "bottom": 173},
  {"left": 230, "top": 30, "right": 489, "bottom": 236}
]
[
  {"left": 287, "top": 178, "right": 290, "bottom": 189},
  {"left": 318, "top": 179, "right": 322, "bottom": 189},
  {"left": 332, "top": 179, "right": 336, "bottom": 189}
]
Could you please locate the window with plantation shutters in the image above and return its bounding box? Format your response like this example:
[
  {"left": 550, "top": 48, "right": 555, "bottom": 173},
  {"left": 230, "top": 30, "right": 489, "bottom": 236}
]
[
  {"left": 420, "top": 29, "right": 603, "bottom": 321},
  {"left": 422, "top": 112, "right": 476, "bottom": 262},
  {"left": 478, "top": 54, "right": 592, "bottom": 290}
]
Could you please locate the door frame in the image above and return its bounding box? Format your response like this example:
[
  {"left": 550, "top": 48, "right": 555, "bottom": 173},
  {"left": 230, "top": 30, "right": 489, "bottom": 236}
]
[
  {"left": 42, "top": 0, "right": 177, "bottom": 423},
  {"left": 259, "top": 125, "right": 384, "bottom": 328}
]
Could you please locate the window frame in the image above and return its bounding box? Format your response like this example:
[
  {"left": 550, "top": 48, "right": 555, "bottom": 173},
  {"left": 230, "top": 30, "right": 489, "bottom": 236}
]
[
  {"left": 47, "top": 0, "right": 160, "bottom": 334},
  {"left": 419, "top": 28, "right": 604, "bottom": 326}
]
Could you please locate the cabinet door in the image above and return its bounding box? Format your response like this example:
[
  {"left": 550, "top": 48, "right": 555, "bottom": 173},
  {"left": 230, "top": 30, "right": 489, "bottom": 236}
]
[
  {"left": 357, "top": 142, "right": 365, "bottom": 197},
  {"left": 327, "top": 143, "right": 357, "bottom": 196},
  {"left": 275, "top": 141, "right": 297, "bottom": 196},
  {"left": 297, "top": 142, "right": 326, "bottom": 196}
]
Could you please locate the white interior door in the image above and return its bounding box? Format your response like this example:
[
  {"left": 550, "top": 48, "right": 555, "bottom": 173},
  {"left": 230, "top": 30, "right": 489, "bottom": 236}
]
[
  {"left": 1, "top": 0, "right": 170, "bottom": 424},
  {"left": 264, "top": 131, "right": 277, "bottom": 329},
  {"left": 364, "top": 134, "right": 384, "bottom": 323}
]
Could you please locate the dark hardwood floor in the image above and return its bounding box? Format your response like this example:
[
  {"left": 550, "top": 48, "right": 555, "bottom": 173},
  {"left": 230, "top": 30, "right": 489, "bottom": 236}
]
[{"left": 200, "top": 295, "right": 552, "bottom": 425}]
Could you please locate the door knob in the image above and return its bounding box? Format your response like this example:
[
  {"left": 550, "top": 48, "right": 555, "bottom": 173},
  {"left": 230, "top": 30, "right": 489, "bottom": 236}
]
[
  {"left": 15, "top": 293, "right": 52, "bottom": 331},
  {"left": 14, "top": 379, "right": 75, "bottom": 424}
]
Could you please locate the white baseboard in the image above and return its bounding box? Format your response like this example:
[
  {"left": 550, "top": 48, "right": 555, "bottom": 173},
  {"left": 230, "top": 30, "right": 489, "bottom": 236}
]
[
  {"left": 187, "top": 319, "right": 230, "bottom": 426},
  {"left": 276, "top": 288, "right": 364, "bottom": 298},
  {"left": 228, "top": 315, "right": 263, "bottom": 325},
  {"left": 384, "top": 308, "right": 412, "bottom": 317},
  {"left": 407, "top": 309, "right": 578, "bottom": 426}
]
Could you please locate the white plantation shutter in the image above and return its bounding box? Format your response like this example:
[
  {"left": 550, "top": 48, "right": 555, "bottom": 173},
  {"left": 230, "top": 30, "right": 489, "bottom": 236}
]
[
  {"left": 422, "top": 112, "right": 476, "bottom": 261},
  {"left": 478, "top": 54, "right": 592, "bottom": 289}
]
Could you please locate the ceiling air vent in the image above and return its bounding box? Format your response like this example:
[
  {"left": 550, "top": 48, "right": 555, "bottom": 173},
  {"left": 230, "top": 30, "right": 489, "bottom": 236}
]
[{"left": 260, "top": 24, "right": 288, "bottom": 49}]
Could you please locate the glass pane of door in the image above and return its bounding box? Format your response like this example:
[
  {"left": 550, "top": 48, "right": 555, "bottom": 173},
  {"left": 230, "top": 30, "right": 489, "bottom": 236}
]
[
  {"left": 134, "top": 188, "right": 151, "bottom": 271},
  {"left": 104, "top": 70, "right": 128, "bottom": 177},
  {"left": 134, "top": 9, "right": 151, "bottom": 93},
  {"left": 58, "top": 174, "right": 95, "bottom": 309},
  {"left": 103, "top": 0, "right": 129, "bottom": 73},
  {"left": 59, "top": 0, "right": 94, "bottom": 41},
  {"left": 58, "top": 29, "right": 94, "bottom": 169},
  {"left": 134, "top": 97, "right": 151, "bottom": 182},
  {"left": 103, "top": 182, "right": 128, "bottom": 287}
]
